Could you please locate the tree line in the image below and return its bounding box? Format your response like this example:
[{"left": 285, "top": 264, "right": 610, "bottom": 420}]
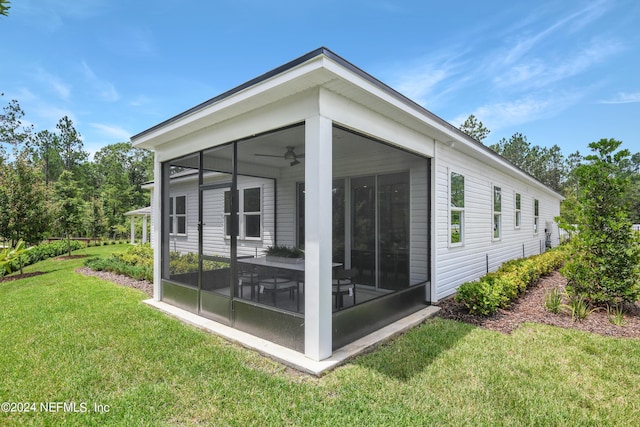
[
  {"left": 459, "top": 114, "right": 640, "bottom": 224},
  {"left": 0, "top": 96, "right": 152, "bottom": 249}
]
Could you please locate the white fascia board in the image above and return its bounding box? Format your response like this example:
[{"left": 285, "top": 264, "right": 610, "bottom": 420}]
[{"left": 132, "top": 57, "right": 330, "bottom": 150}]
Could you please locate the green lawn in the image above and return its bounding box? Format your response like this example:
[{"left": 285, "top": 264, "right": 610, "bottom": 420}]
[{"left": 1, "top": 245, "right": 640, "bottom": 426}]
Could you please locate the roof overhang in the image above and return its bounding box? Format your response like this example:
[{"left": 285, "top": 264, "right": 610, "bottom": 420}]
[{"left": 131, "top": 47, "right": 563, "bottom": 200}]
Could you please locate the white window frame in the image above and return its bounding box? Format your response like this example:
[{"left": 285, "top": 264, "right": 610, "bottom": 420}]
[
  {"left": 533, "top": 198, "right": 540, "bottom": 235},
  {"left": 224, "top": 186, "right": 262, "bottom": 241},
  {"left": 169, "top": 195, "right": 187, "bottom": 236},
  {"left": 449, "top": 170, "right": 464, "bottom": 247},
  {"left": 242, "top": 187, "right": 262, "bottom": 241},
  {"left": 493, "top": 185, "right": 502, "bottom": 241},
  {"left": 515, "top": 192, "right": 521, "bottom": 229}
]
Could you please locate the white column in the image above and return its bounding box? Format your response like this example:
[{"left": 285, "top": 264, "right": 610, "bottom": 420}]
[
  {"left": 153, "top": 156, "right": 162, "bottom": 301},
  {"left": 142, "top": 215, "right": 148, "bottom": 244},
  {"left": 130, "top": 217, "right": 135, "bottom": 244},
  {"left": 304, "top": 114, "right": 333, "bottom": 361}
]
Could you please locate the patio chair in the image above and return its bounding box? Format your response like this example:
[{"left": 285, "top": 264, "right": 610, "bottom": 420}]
[
  {"left": 332, "top": 268, "right": 357, "bottom": 309},
  {"left": 256, "top": 266, "right": 298, "bottom": 307},
  {"left": 237, "top": 263, "right": 259, "bottom": 300}
]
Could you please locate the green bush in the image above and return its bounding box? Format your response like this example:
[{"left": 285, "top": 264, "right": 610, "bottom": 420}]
[
  {"left": 456, "top": 274, "right": 504, "bottom": 316},
  {"left": 84, "top": 244, "right": 153, "bottom": 282},
  {"left": 0, "top": 240, "right": 84, "bottom": 276},
  {"left": 455, "top": 248, "right": 566, "bottom": 316},
  {"left": 168, "top": 251, "right": 228, "bottom": 275}
]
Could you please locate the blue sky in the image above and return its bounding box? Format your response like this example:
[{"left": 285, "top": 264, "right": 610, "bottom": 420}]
[{"left": 1, "top": 0, "right": 639, "bottom": 157}]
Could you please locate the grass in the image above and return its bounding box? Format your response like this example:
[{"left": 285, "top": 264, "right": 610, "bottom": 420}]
[{"left": 1, "top": 245, "right": 640, "bottom": 425}]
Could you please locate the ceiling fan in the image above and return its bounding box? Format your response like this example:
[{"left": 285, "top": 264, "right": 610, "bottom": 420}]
[{"left": 254, "top": 146, "right": 304, "bottom": 166}]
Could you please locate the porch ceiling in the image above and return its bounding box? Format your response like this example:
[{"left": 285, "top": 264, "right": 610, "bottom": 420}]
[{"left": 201, "top": 125, "right": 395, "bottom": 172}]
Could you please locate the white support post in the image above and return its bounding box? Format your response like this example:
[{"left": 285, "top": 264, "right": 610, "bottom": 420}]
[
  {"left": 153, "top": 155, "right": 162, "bottom": 301},
  {"left": 304, "top": 114, "right": 333, "bottom": 361},
  {"left": 142, "top": 215, "right": 148, "bottom": 244},
  {"left": 130, "top": 217, "right": 135, "bottom": 245}
]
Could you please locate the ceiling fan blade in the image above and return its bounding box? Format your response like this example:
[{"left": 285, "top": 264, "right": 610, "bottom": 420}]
[{"left": 254, "top": 153, "right": 282, "bottom": 158}]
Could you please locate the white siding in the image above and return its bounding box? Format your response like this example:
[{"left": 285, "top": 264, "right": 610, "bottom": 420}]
[
  {"left": 277, "top": 142, "right": 430, "bottom": 285},
  {"left": 434, "top": 142, "right": 561, "bottom": 301},
  {"left": 163, "top": 175, "right": 275, "bottom": 257}
]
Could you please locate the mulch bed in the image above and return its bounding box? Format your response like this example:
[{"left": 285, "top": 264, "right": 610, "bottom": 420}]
[
  {"left": 0, "top": 271, "right": 46, "bottom": 283},
  {"left": 55, "top": 255, "right": 88, "bottom": 260},
  {"left": 76, "top": 267, "right": 153, "bottom": 297},
  {"left": 435, "top": 271, "right": 640, "bottom": 339}
]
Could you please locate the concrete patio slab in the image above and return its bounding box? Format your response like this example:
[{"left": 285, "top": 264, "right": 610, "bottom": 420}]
[{"left": 143, "top": 299, "right": 440, "bottom": 376}]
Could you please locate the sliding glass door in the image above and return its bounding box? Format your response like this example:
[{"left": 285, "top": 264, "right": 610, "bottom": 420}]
[
  {"left": 377, "top": 172, "right": 409, "bottom": 290},
  {"left": 351, "top": 176, "right": 377, "bottom": 286}
]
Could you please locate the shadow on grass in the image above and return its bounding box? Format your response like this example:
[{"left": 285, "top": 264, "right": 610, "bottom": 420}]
[
  {"left": 352, "top": 317, "right": 476, "bottom": 381},
  {"left": 0, "top": 271, "right": 47, "bottom": 283}
]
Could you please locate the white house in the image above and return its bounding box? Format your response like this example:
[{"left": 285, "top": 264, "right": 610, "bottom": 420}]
[{"left": 131, "top": 48, "right": 563, "bottom": 362}]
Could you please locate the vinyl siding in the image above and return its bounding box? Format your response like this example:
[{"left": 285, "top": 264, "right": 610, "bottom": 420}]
[
  {"left": 434, "top": 142, "right": 561, "bottom": 301},
  {"left": 163, "top": 175, "right": 275, "bottom": 258}
]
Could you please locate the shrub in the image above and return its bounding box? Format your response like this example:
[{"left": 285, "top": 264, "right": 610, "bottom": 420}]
[
  {"left": 455, "top": 275, "right": 504, "bottom": 316},
  {"left": 561, "top": 139, "right": 640, "bottom": 304},
  {"left": 0, "top": 240, "right": 83, "bottom": 276},
  {"left": 168, "top": 251, "right": 228, "bottom": 275},
  {"left": 84, "top": 244, "right": 153, "bottom": 282},
  {"left": 455, "top": 248, "right": 566, "bottom": 316}
]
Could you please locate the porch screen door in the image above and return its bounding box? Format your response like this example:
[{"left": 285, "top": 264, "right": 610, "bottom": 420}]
[{"left": 199, "top": 184, "right": 234, "bottom": 324}]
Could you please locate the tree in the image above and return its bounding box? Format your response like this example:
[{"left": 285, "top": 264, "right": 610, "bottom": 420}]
[
  {"left": 490, "top": 133, "right": 566, "bottom": 193},
  {"left": 0, "top": 0, "right": 10, "bottom": 17},
  {"left": 93, "top": 142, "right": 152, "bottom": 236},
  {"left": 32, "top": 129, "right": 63, "bottom": 186},
  {"left": 0, "top": 98, "right": 32, "bottom": 161},
  {"left": 459, "top": 114, "right": 490, "bottom": 143},
  {"left": 623, "top": 152, "right": 640, "bottom": 223},
  {"left": 0, "top": 155, "right": 51, "bottom": 245},
  {"left": 561, "top": 138, "right": 640, "bottom": 304},
  {"left": 83, "top": 197, "right": 106, "bottom": 239},
  {"left": 53, "top": 170, "right": 84, "bottom": 256},
  {"left": 56, "top": 116, "right": 87, "bottom": 171}
]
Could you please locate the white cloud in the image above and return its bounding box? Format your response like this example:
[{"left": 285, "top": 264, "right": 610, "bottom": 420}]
[
  {"left": 16, "top": 0, "right": 109, "bottom": 32},
  {"left": 493, "top": 37, "right": 625, "bottom": 89},
  {"left": 34, "top": 68, "right": 71, "bottom": 100},
  {"left": 81, "top": 61, "right": 119, "bottom": 102},
  {"left": 90, "top": 123, "right": 131, "bottom": 140},
  {"left": 458, "top": 90, "right": 584, "bottom": 132},
  {"left": 599, "top": 92, "right": 640, "bottom": 104}
]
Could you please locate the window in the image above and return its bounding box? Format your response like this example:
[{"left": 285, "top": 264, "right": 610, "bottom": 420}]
[
  {"left": 534, "top": 198, "right": 539, "bottom": 234},
  {"left": 450, "top": 172, "right": 464, "bottom": 245},
  {"left": 169, "top": 195, "right": 187, "bottom": 235},
  {"left": 225, "top": 187, "right": 261, "bottom": 239},
  {"left": 224, "top": 190, "right": 236, "bottom": 237},
  {"left": 493, "top": 186, "right": 501, "bottom": 240},
  {"left": 515, "top": 192, "right": 521, "bottom": 228},
  {"left": 243, "top": 187, "right": 261, "bottom": 239}
]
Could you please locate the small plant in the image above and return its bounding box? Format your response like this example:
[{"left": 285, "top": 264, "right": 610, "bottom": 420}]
[
  {"left": 562, "top": 294, "right": 600, "bottom": 322},
  {"left": 607, "top": 304, "right": 628, "bottom": 327},
  {"left": 544, "top": 288, "right": 563, "bottom": 314},
  {"left": 0, "top": 240, "right": 31, "bottom": 275},
  {"left": 264, "top": 244, "right": 304, "bottom": 258}
]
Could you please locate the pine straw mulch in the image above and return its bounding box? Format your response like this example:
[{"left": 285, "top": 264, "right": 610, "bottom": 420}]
[
  {"left": 76, "top": 267, "right": 153, "bottom": 297},
  {"left": 435, "top": 271, "right": 640, "bottom": 339}
]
